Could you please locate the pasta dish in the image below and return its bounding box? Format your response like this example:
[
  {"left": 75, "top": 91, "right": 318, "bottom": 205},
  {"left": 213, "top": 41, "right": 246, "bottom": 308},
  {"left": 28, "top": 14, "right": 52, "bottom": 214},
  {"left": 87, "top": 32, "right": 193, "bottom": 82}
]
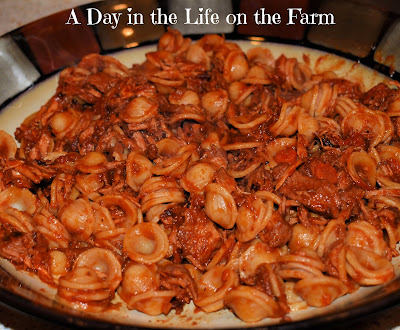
[{"left": 0, "top": 28, "right": 399, "bottom": 323}]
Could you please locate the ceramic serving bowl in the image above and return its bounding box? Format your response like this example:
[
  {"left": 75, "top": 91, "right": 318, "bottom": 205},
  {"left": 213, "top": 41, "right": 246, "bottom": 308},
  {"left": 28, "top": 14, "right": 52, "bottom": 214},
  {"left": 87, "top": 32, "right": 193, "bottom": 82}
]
[{"left": 0, "top": 1, "right": 399, "bottom": 328}]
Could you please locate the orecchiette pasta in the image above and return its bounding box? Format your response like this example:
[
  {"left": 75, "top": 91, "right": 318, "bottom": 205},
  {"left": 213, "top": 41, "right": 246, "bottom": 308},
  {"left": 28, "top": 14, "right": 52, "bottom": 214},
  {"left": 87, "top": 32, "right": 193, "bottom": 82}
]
[
  {"left": 0, "top": 28, "right": 399, "bottom": 324},
  {"left": 57, "top": 247, "right": 122, "bottom": 311},
  {"left": 204, "top": 183, "right": 237, "bottom": 229},
  {"left": 123, "top": 222, "right": 169, "bottom": 264},
  {"left": 294, "top": 276, "right": 348, "bottom": 307},
  {"left": 58, "top": 198, "right": 95, "bottom": 241},
  {"left": 224, "top": 285, "right": 285, "bottom": 322},
  {"left": 195, "top": 265, "right": 238, "bottom": 312},
  {"left": 0, "top": 130, "right": 17, "bottom": 160}
]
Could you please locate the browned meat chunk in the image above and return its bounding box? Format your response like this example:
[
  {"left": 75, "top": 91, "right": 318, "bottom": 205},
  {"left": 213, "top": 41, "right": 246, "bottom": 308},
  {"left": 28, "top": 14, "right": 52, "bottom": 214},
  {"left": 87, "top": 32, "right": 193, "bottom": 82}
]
[
  {"left": 259, "top": 212, "right": 292, "bottom": 248},
  {"left": 158, "top": 263, "right": 198, "bottom": 302},
  {"left": 0, "top": 232, "right": 35, "bottom": 265},
  {"left": 362, "top": 83, "right": 398, "bottom": 111},
  {"left": 177, "top": 206, "right": 222, "bottom": 269},
  {"left": 275, "top": 166, "right": 340, "bottom": 217}
]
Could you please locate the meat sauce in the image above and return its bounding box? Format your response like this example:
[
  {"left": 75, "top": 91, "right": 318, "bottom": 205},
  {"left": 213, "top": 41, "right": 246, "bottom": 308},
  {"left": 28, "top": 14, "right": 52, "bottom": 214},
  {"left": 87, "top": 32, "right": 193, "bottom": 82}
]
[{"left": 0, "top": 29, "right": 399, "bottom": 323}]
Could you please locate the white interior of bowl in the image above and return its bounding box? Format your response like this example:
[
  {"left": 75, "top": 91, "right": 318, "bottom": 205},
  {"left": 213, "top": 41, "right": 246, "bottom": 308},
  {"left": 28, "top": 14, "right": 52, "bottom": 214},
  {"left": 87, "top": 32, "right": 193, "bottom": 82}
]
[{"left": 0, "top": 41, "right": 398, "bottom": 329}]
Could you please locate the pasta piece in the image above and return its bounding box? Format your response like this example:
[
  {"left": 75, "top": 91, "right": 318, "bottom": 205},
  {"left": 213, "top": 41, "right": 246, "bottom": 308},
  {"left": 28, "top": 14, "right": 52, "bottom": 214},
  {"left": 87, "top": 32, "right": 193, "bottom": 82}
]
[
  {"left": 169, "top": 88, "right": 200, "bottom": 106},
  {"left": 58, "top": 198, "right": 95, "bottom": 241},
  {"left": 49, "top": 109, "right": 81, "bottom": 138},
  {"left": 186, "top": 44, "right": 211, "bottom": 70},
  {"left": 51, "top": 173, "right": 75, "bottom": 207},
  {"left": 278, "top": 248, "right": 325, "bottom": 280},
  {"left": 379, "top": 209, "right": 400, "bottom": 249},
  {"left": 204, "top": 183, "right": 237, "bottom": 229},
  {"left": 227, "top": 154, "right": 263, "bottom": 179},
  {"left": 266, "top": 138, "right": 297, "bottom": 168},
  {"left": 201, "top": 89, "right": 229, "bottom": 119},
  {"left": 145, "top": 50, "right": 173, "bottom": 68},
  {"left": 294, "top": 276, "right": 348, "bottom": 307},
  {"left": 378, "top": 110, "right": 394, "bottom": 144},
  {"left": 196, "top": 34, "right": 225, "bottom": 53},
  {"left": 275, "top": 55, "right": 312, "bottom": 91},
  {"left": 49, "top": 250, "right": 70, "bottom": 281},
  {"left": 91, "top": 201, "right": 115, "bottom": 233},
  {"left": 317, "top": 219, "right": 346, "bottom": 256},
  {"left": 89, "top": 53, "right": 130, "bottom": 77},
  {"left": 91, "top": 202, "right": 126, "bottom": 254},
  {"left": 74, "top": 173, "right": 104, "bottom": 200},
  {"left": 0, "top": 130, "right": 17, "bottom": 160},
  {"left": 297, "top": 108, "right": 319, "bottom": 141},
  {"left": 376, "top": 145, "right": 400, "bottom": 188},
  {"left": 139, "top": 176, "right": 185, "bottom": 216},
  {"left": 301, "top": 82, "right": 337, "bottom": 117},
  {"left": 194, "top": 265, "right": 238, "bottom": 312},
  {"left": 123, "top": 222, "right": 169, "bottom": 264},
  {"left": 120, "top": 97, "right": 158, "bottom": 124},
  {"left": 226, "top": 103, "right": 269, "bottom": 134},
  {"left": 269, "top": 103, "right": 301, "bottom": 137},
  {"left": 0, "top": 186, "right": 37, "bottom": 214},
  {"left": 158, "top": 27, "right": 191, "bottom": 55},
  {"left": 169, "top": 105, "right": 206, "bottom": 124},
  {"left": 123, "top": 289, "right": 176, "bottom": 316},
  {"left": 346, "top": 151, "right": 377, "bottom": 190},
  {"left": 155, "top": 138, "right": 181, "bottom": 157},
  {"left": 76, "top": 152, "right": 108, "bottom": 174},
  {"left": 0, "top": 207, "right": 34, "bottom": 233},
  {"left": 341, "top": 108, "right": 388, "bottom": 148},
  {"left": 95, "top": 228, "right": 127, "bottom": 256},
  {"left": 223, "top": 51, "right": 249, "bottom": 82},
  {"left": 289, "top": 223, "right": 321, "bottom": 252},
  {"left": 386, "top": 97, "right": 400, "bottom": 117},
  {"left": 126, "top": 151, "right": 153, "bottom": 192},
  {"left": 236, "top": 199, "right": 273, "bottom": 242},
  {"left": 152, "top": 144, "right": 198, "bottom": 177},
  {"left": 255, "top": 190, "right": 283, "bottom": 206},
  {"left": 118, "top": 263, "right": 159, "bottom": 303},
  {"left": 241, "top": 65, "right": 272, "bottom": 85},
  {"left": 246, "top": 47, "right": 275, "bottom": 68},
  {"left": 149, "top": 70, "right": 185, "bottom": 88},
  {"left": 238, "top": 240, "right": 281, "bottom": 282},
  {"left": 345, "top": 246, "right": 394, "bottom": 285},
  {"left": 335, "top": 96, "right": 358, "bottom": 117},
  {"left": 34, "top": 208, "right": 71, "bottom": 248},
  {"left": 58, "top": 266, "right": 112, "bottom": 312},
  {"left": 97, "top": 193, "right": 140, "bottom": 228},
  {"left": 58, "top": 248, "right": 122, "bottom": 312},
  {"left": 180, "top": 162, "right": 216, "bottom": 194},
  {"left": 324, "top": 240, "right": 348, "bottom": 282},
  {"left": 74, "top": 247, "right": 122, "bottom": 291},
  {"left": 224, "top": 286, "right": 285, "bottom": 322},
  {"left": 346, "top": 220, "right": 388, "bottom": 257},
  {"left": 228, "top": 81, "right": 256, "bottom": 105}
]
